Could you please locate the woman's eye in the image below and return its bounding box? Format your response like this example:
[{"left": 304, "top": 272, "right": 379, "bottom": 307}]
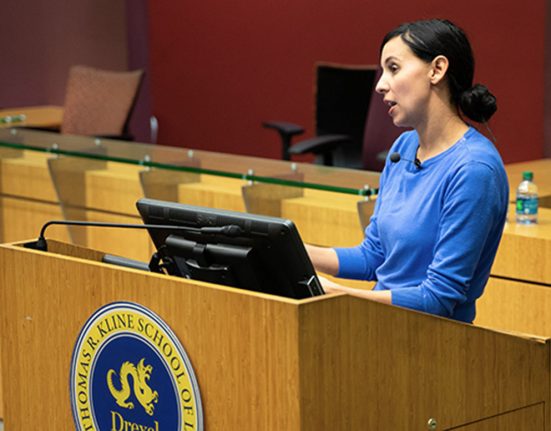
[{"left": 389, "top": 64, "right": 399, "bottom": 73}]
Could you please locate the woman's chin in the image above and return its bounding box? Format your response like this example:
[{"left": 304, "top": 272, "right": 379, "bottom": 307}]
[
  {"left": 392, "top": 118, "right": 406, "bottom": 127},
  {"left": 391, "top": 116, "right": 412, "bottom": 129}
]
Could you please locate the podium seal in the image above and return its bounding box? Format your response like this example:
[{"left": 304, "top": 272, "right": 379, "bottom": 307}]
[{"left": 70, "top": 302, "right": 203, "bottom": 430}]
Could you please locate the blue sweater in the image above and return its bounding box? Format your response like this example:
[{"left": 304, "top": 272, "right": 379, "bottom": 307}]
[{"left": 335, "top": 127, "right": 508, "bottom": 323}]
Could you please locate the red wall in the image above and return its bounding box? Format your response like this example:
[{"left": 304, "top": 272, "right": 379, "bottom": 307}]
[
  {"left": 0, "top": 0, "right": 128, "bottom": 108},
  {"left": 148, "top": 1, "right": 545, "bottom": 164}
]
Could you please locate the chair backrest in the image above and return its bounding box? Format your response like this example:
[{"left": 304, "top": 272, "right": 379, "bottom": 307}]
[
  {"left": 314, "top": 63, "right": 378, "bottom": 168},
  {"left": 61, "top": 65, "right": 144, "bottom": 137}
]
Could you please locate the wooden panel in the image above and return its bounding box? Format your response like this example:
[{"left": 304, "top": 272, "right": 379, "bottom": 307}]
[
  {"left": 0, "top": 106, "right": 63, "bottom": 129},
  {"left": 0, "top": 151, "right": 63, "bottom": 420},
  {"left": 475, "top": 277, "right": 551, "bottom": 338},
  {"left": 48, "top": 158, "right": 142, "bottom": 215},
  {"left": 66, "top": 208, "right": 154, "bottom": 262},
  {"left": 0, "top": 152, "right": 57, "bottom": 201},
  {"left": 450, "top": 403, "right": 544, "bottom": 431},
  {"left": 178, "top": 175, "right": 245, "bottom": 212},
  {"left": 1, "top": 242, "right": 550, "bottom": 430},
  {"left": 0, "top": 196, "right": 69, "bottom": 243},
  {"left": 47, "top": 238, "right": 107, "bottom": 262},
  {"left": 242, "top": 181, "right": 303, "bottom": 217},
  {"left": 0, "top": 243, "right": 303, "bottom": 430},
  {"left": 492, "top": 208, "right": 551, "bottom": 284},
  {"left": 298, "top": 295, "right": 550, "bottom": 430},
  {"left": 48, "top": 157, "right": 107, "bottom": 209},
  {"left": 84, "top": 163, "right": 144, "bottom": 214},
  {"left": 140, "top": 169, "right": 200, "bottom": 202},
  {"left": 0, "top": 344, "right": 2, "bottom": 418},
  {"left": 357, "top": 198, "right": 376, "bottom": 230},
  {"left": 282, "top": 189, "right": 363, "bottom": 247}
]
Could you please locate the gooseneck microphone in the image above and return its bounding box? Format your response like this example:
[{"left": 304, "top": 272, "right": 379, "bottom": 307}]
[
  {"left": 389, "top": 152, "right": 422, "bottom": 169},
  {"left": 27, "top": 220, "right": 244, "bottom": 252}
]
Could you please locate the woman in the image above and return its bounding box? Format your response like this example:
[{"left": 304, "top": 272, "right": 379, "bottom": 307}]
[{"left": 307, "top": 19, "right": 509, "bottom": 323}]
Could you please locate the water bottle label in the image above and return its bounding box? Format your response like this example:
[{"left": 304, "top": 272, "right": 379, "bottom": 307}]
[{"left": 516, "top": 196, "right": 538, "bottom": 215}]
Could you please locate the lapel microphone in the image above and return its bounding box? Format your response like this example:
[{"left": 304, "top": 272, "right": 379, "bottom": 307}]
[{"left": 389, "top": 152, "right": 422, "bottom": 169}]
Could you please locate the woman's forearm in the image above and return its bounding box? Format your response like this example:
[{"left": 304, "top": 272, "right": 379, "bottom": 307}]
[{"left": 305, "top": 244, "right": 339, "bottom": 276}]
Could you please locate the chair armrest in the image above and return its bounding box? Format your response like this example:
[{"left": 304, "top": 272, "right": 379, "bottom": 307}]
[
  {"left": 262, "top": 121, "right": 305, "bottom": 137},
  {"left": 262, "top": 121, "right": 305, "bottom": 160},
  {"left": 289, "top": 134, "right": 352, "bottom": 166},
  {"left": 289, "top": 134, "right": 351, "bottom": 155}
]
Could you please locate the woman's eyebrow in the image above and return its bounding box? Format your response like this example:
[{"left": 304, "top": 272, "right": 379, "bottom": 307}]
[{"left": 382, "top": 56, "right": 399, "bottom": 66}]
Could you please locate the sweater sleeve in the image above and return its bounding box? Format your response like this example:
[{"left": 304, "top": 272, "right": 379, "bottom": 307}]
[
  {"left": 391, "top": 162, "right": 503, "bottom": 317},
  {"left": 334, "top": 207, "right": 385, "bottom": 280},
  {"left": 333, "top": 166, "right": 387, "bottom": 280}
]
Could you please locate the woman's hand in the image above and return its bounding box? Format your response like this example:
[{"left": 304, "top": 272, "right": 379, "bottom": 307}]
[
  {"left": 318, "top": 275, "right": 350, "bottom": 294},
  {"left": 319, "top": 275, "right": 392, "bottom": 305}
]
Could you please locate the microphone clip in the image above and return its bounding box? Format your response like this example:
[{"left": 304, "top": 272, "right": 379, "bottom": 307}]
[{"left": 389, "top": 152, "right": 422, "bottom": 169}]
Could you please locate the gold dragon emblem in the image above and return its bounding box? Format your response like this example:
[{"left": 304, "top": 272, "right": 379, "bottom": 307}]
[{"left": 106, "top": 358, "right": 159, "bottom": 416}]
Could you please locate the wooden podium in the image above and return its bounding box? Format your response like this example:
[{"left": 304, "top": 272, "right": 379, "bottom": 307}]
[{"left": 0, "top": 240, "right": 550, "bottom": 430}]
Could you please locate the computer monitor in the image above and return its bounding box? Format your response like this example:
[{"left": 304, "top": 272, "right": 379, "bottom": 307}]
[{"left": 136, "top": 198, "right": 324, "bottom": 299}]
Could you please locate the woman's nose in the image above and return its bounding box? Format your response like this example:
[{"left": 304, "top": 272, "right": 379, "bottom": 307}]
[{"left": 375, "top": 76, "right": 388, "bottom": 94}]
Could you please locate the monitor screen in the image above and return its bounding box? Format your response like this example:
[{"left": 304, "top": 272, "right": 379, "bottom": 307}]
[{"left": 136, "top": 198, "right": 324, "bottom": 299}]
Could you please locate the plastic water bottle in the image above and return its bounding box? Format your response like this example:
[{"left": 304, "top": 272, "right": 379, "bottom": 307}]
[{"left": 515, "top": 171, "right": 538, "bottom": 224}]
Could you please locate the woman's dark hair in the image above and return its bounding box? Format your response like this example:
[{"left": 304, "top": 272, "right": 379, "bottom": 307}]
[{"left": 381, "top": 19, "right": 497, "bottom": 122}]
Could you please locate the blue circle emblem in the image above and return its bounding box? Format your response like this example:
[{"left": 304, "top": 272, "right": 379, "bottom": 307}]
[{"left": 70, "top": 302, "right": 203, "bottom": 430}]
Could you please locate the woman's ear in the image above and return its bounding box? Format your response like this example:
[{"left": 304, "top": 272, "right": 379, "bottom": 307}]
[{"left": 429, "top": 55, "right": 449, "bottom": 85}]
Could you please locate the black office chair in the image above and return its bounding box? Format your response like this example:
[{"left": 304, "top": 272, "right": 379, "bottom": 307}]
[{"left": 263, "top": 62, "right": 378, "bottom": 169}]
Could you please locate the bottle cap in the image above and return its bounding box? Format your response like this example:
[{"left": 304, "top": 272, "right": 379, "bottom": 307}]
[{"left": 522, "top": 171, "right": 533, "bottom": 181}]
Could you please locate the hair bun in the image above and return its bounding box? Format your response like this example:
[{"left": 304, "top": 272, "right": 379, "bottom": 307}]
[{"left": 459, "top": 84, "right": 497, "bottom": 122}]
